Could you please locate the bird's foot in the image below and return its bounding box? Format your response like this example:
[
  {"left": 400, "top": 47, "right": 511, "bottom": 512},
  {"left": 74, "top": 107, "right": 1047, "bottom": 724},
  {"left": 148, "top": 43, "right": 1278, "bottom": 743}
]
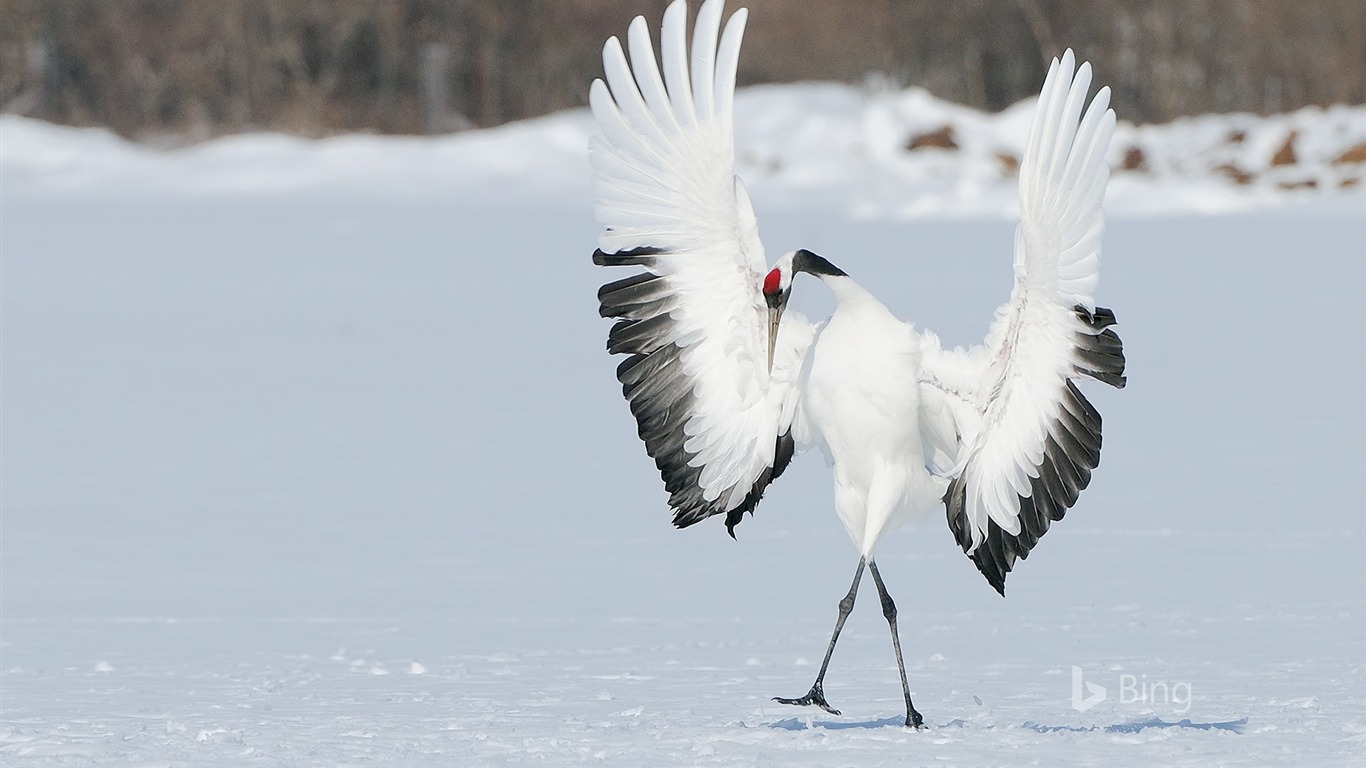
[
  {"left": 773, "top": 682, "right": 840, "bottom": 716},
  {"left": 905, "top": 708, "right": 925, "bottom": 729}
]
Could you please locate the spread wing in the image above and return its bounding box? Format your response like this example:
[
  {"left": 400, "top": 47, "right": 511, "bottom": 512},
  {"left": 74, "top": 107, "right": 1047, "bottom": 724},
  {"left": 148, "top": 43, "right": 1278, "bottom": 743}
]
[
  {"left": 591, "top": 0, "right": 808, "bottom": 534},
  {"left": 919, "top": 51, "right": 1127, "bottom": 595}
]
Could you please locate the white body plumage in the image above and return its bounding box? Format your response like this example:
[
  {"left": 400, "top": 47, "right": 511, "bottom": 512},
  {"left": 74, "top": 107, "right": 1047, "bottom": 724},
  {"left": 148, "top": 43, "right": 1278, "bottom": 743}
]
[{"left": 801, "top": 279, "right": 944, "bottom": 555}]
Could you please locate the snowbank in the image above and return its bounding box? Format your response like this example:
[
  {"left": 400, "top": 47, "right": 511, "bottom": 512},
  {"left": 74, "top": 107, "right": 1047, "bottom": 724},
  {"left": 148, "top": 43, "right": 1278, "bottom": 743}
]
[{"left": 4, "top": 83, "right": 1364, "bottom": 216}]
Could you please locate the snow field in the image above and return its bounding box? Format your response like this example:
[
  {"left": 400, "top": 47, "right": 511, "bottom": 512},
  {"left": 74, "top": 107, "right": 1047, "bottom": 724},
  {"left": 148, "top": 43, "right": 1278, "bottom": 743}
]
[{"left": 2, "top": 85, "right": 1364, "bottom": 765}]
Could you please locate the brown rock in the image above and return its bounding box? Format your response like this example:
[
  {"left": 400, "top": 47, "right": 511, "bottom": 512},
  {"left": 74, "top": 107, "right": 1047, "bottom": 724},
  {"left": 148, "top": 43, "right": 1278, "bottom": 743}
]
[
  {"left": 1271, "top": 131, "right": 1298, "bottom": 166},
  {"left": 1121, "top": 146, "right": 1148, "bottom": 172},
  {"left": 907, "top": 125, "right": 958, "bottom": 151},
  {"left": 1215, "top": 163, "right": 1254, "bottom": 185},
  {"left": 1333, "top": 141, "right": 1366, "bottom": 165}
]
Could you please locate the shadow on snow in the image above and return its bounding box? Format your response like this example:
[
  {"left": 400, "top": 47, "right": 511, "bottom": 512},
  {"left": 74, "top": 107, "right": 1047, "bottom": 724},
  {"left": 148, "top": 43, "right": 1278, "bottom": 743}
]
[
  {"left": 769, "top": 716, "right": 910, "bottom": 731},
  {"left": 769, "top": 716, "right": 1248, "bottom": 734},
  {"left": 1024, "top": 717, "right": 1248, "bottom": 734}
]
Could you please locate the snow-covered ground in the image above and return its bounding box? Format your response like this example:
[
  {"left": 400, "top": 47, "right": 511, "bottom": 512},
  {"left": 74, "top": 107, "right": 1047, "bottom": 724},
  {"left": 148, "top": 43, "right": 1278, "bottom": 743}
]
[{"left": 2, "top": 83, "right": 1364, "bottom": 766}]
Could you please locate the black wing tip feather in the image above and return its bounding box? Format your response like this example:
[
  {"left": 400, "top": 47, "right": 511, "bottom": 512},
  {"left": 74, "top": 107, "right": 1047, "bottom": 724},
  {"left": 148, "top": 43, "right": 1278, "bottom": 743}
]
[
  {"left": 722, "top": 430, "right": 795, "bottom": 538},
  {"left": 944, "top": 481, "right": 1011, "bottom": 597},
  {"left": 667, "top": 431, "right": 793, "bottom": 538},
  {"left": 593, "top": 245, "right": 665, "bottom": 267},
  {"left": 618, "top": 343, "right": 741, "bottom": 534},
  {"left": 1074, "top": 304, "right": 1127, "bottom": 389},
  {"left": 946, "top": 371, "right": 1113, "bottom": 595}
]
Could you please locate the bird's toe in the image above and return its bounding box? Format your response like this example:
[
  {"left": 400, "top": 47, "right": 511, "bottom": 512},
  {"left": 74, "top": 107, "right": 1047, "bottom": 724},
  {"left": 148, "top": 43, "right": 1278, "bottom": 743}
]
[{"left": 772, "top": 684, "right": 841, "bottom": 716}]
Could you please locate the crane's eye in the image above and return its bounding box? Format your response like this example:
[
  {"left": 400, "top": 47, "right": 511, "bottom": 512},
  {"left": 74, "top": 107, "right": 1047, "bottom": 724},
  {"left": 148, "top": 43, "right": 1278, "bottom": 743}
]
[{"left": 763, "top": 268, "right": 782, "bottom": 296}]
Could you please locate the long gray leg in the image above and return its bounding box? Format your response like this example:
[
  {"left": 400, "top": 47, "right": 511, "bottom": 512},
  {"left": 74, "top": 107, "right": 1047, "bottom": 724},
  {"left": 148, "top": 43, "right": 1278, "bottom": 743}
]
[
  {"left": 773, "top": 556, "right": 866, "bottom": 716},
  {"left": 868, "top": 559, "right": 924, "bottom": 728}
]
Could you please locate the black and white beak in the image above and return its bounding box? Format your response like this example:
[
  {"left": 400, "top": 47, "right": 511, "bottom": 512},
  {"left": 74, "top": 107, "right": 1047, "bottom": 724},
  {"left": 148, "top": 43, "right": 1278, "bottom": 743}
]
[{"left": 765, "top": 287, "right": 789, "bottom": 374}]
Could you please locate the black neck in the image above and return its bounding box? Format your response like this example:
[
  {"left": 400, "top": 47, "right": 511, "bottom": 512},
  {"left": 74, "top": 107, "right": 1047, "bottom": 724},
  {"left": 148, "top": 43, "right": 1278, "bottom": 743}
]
[{"left": 794, "top": 249, "right": 847, "bottom": 278}]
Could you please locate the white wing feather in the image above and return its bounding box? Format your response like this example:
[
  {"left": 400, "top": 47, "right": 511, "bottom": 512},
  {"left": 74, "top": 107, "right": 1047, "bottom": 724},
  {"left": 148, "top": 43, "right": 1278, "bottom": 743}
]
[{"left": 592, "top": 0, "right": 806, "bottom": 527}]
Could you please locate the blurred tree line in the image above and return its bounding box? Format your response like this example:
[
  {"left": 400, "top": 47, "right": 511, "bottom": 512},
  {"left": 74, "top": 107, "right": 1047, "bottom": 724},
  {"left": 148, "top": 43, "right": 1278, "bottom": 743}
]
[{"left": 2, "top": 0, "right": 1362, "bottom": 141}]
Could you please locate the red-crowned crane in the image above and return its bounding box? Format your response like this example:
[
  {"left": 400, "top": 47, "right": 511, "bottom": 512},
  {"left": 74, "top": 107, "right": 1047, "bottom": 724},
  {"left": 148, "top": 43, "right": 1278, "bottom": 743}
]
[{"left": 590, "top": 0, "right": 1126, "bottom": 729}]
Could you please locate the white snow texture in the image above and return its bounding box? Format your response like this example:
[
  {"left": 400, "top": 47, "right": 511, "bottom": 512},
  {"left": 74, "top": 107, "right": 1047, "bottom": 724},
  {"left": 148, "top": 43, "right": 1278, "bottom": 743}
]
[{"left": 2, "top": 75, "right": 1364, "bottom": 767}]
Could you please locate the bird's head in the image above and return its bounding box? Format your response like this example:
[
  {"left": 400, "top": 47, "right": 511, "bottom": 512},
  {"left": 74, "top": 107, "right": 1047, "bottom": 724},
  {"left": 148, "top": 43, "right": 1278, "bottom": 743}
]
[
  {"left": 762, "top": 253, "right": 799, "bottom": 373},
  {"left": 762, "top": 249, "right": 846, "bottom": 372},
  {"left": 763, "top": 251, "right": 797, "bottom": 301}
]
